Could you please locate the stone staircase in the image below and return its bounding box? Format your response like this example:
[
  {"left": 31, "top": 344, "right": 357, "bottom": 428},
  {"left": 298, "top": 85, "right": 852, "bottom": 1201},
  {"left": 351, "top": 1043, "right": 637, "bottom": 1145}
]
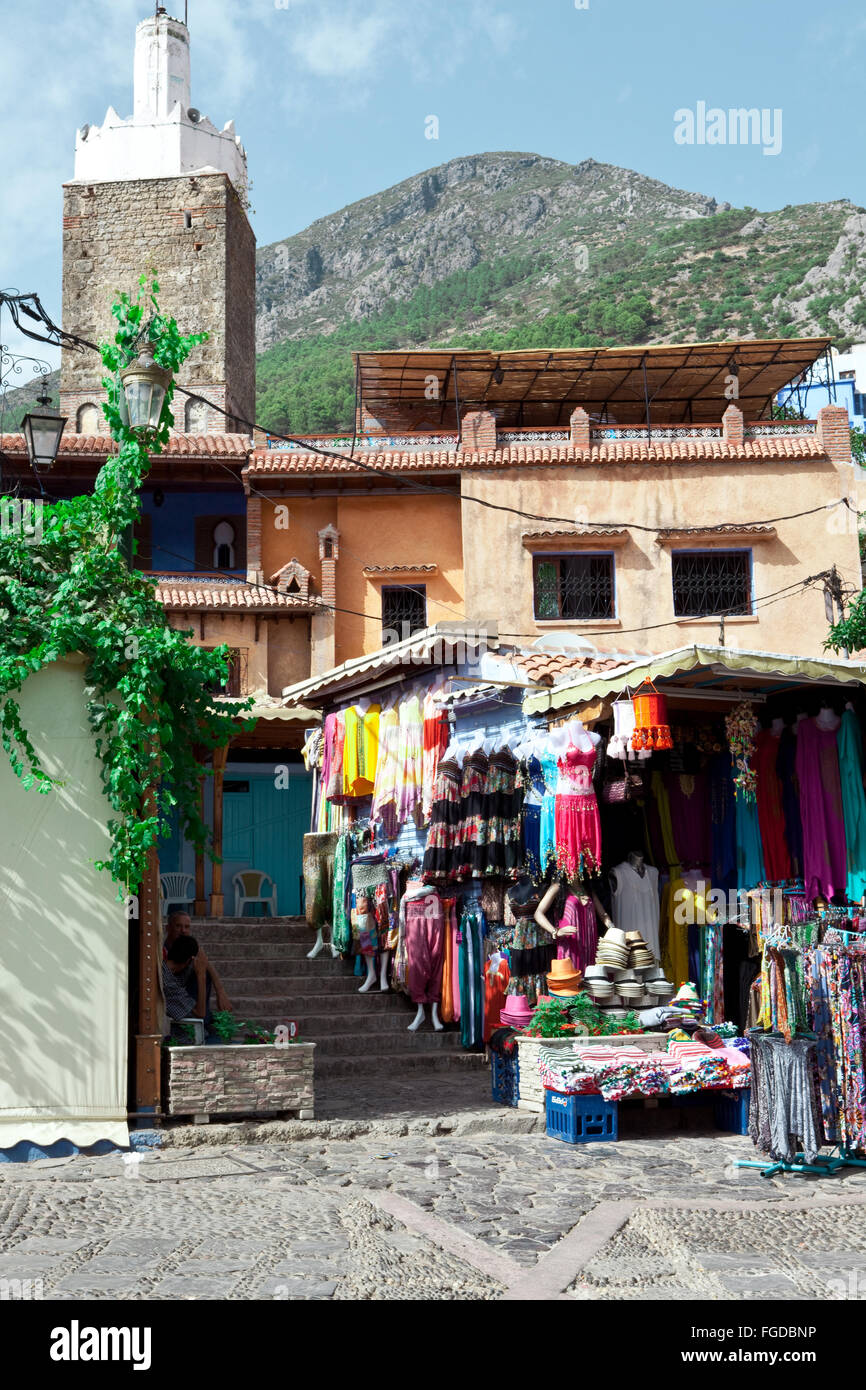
[{"left": 192, "top": 917, "right": 485, "bottom": 1080}]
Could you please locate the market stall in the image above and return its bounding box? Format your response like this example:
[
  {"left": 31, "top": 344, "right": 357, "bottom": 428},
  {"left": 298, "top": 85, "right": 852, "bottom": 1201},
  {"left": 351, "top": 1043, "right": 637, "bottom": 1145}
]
[{"left": 288, "top": 635, "right": 866, "bottom": 1162}]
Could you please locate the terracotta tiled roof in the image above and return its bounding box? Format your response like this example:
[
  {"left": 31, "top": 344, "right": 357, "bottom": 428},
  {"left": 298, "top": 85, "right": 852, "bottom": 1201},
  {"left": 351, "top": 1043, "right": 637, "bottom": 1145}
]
[
  {"left": 0, "top": 432, "right": 251, "bottom": 460},
  {"left": 509, "top": 650, "right": 631, "bottom": 686},
  {"left": 152, "top": 574, "right": 315, "bottom": 613},
  {"left": 245, "top": 432, "right": 827, "bottom": 479}
]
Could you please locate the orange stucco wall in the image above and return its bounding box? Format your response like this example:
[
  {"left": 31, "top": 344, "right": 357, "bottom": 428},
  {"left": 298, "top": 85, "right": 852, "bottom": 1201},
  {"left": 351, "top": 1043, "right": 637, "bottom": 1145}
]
[
  {"left": 259, "top": 491, "right": 464, "bottom": 664},
  {"left": 460, "top": 454, "right": 861, "bottom": 658},
  {"left": 167, "top": 610, "right": 311, "bottom": 697}
]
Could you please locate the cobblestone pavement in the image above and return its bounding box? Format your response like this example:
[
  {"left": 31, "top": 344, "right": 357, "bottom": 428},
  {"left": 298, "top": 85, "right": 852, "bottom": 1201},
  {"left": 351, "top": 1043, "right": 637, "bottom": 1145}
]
[{"left": 3, "top": 1075, "right": 866, "bottom": 1300}]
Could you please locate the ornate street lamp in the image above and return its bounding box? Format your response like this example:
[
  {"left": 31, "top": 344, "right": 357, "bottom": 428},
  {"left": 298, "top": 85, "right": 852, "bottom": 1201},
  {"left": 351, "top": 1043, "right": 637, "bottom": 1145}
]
[
  {"left": 21, "top": 385, "right": 67, "bottom": 474},
  {"left": 120, "top": 344, "right": 172, "bottom": 437}
]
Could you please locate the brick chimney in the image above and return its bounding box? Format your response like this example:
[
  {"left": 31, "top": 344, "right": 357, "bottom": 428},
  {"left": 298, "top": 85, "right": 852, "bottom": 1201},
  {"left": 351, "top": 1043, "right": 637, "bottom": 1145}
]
[
  {"left": 311, "top": 524, "right": 340, "bottom": 675},
  {"left": 569, "top": 407, "right": 590, "bottom": 449},
  {"left": 460, "top": 410, "right": 497, "bottom": 451},
  {"left": 816, "top": 404, "right": 852, "bottom": 462},
  {"left": 722, "top": 403, "right": 744, "bottom": 446}
]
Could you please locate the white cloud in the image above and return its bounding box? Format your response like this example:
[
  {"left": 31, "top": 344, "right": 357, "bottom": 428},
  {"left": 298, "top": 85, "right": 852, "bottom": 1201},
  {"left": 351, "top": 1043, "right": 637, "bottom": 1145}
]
[{"left": 290, "top": 13, "right": 392, "bottom": 77}]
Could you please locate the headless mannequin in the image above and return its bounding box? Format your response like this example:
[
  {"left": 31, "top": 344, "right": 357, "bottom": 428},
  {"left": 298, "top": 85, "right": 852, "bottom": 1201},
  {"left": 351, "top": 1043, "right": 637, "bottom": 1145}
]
[
  {"left": 306, "top": 928, "right": 340, "bottom": 961},
  {"left": 534, "top": 879, "right": 612, "bottom": 938},
  {"left": 770, "top": 717, "right": 785, "bottom": 737},
  {"left": 403, "top": 876, "right": 443, "bottom": 1032},
  {"left": 816, "top": 705, "right": 840, "bottom": 732}
]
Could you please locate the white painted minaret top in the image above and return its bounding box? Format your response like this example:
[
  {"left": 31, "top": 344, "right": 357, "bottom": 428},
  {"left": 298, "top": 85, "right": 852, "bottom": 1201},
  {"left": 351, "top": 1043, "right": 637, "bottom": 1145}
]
[
  {"left": 72, "top": 9, "right": 248, "bottom": 203},
  {"left": 134, "top": 11, "right": 191, "bottom": 120}
]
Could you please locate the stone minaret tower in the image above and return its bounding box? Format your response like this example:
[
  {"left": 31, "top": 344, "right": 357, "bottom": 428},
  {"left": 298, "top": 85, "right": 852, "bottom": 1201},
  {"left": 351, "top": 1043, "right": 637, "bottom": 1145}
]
[{"left": 60, "top": 8, "right": 255, "bottom": 435}]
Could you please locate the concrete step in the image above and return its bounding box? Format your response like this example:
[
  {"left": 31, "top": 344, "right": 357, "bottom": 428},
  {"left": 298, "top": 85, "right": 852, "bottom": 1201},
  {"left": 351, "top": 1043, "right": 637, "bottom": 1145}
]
[
  {"left": 249, "top": 1029, "right": 464, "bottom": 1056},
  {"left": 214, "top": 968, "right": 364, "bottom": 991},
  {"left": 315, "top": 1051, "right": 486, "bottom": 1077},
  {"left": 229, "top": 1008, "right": 425, "bottom": 1036},
  {"left": 204, "top": 947, "right": 348, "bottom": 968},
  {"left": 192, "top": 918, "right": 309, "bottom": 944},
  {"left": 224, "top": 989, "right": 412, "bottom": 1013}
]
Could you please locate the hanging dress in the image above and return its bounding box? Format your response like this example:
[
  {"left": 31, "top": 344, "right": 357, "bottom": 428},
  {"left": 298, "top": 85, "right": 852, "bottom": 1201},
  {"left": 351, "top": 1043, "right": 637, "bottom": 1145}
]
[
  {"left": 610, "top": 860, "right": 661, "bottom": 961},
  {"left": 421, "top": 693, "right": 450, "bottom": 825},
  {"left": 709, "top": 750, "right": 737, "bottom": 892},
  {"left": 838, "top": 709, "right": 866, "bottom": 904},
  {"left": 539, "top": 749, "right": 558, "bottom": 872},
  {"left": 455, "top": 748, "right": 489, "bottom": 879},
  {"left": 776, "top": 726, "right": 804, "bottom": 878},
  {"left": 555, "top": 893, "right": 599, "bottom": 975},
  {"left": 396, "top": 695, "right": 424, "bottom": 825},
  {"left": 735, "top": 790, "right": 766, "bottom": 891},
  {"left": 485, "top": 747, "right": 519, "bottom": 877},
  {"left": 371, "top": 706, "right": 400, "bottom": 839},
  {"left": 554, "top": 742, "right": 602, "bottom": 878},
  {"left": 795, "top": 715, "right": 848, "bottom": 901},
  {"left": 421, "top": 755, "right": 462, "bottom": 885},
  {"left": 753, "top": 729, "right": 791, "bottom": 882},
  {"left": 521, "top": 754, "right": 544, "bottom": 882}
]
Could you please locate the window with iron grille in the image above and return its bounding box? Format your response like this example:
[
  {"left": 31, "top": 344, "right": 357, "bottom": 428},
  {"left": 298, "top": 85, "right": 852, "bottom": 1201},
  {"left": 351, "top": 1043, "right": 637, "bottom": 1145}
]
[
  {"left": 671, "top": 550, "right": 752, "bottom": 618},
  {"left": 533, "top": 553, "right": 615, "bottom": 621},
  {"left": 381, "top": 585, "right": 427, "bottom": 641}
]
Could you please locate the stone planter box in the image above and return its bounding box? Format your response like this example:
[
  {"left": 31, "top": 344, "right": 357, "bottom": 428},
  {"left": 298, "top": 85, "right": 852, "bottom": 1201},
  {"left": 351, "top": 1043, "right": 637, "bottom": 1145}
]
[
  {"left": 516, "top": 1033, "right": 669, "bottom": 1112},
  {"left": 164, "top": 1043, "right": 315, "bottom": 1122}
]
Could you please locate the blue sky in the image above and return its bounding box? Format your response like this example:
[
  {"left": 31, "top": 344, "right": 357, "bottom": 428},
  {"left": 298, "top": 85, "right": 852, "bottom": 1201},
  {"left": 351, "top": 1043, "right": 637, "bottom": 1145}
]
[{"left": 2, "top": 0, "right": 864, "bottom": 366}]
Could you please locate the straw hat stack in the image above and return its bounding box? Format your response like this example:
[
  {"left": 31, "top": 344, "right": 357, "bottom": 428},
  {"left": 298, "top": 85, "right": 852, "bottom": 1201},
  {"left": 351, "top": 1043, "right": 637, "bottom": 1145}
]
[{"left": 588, "top": 925, "right": 674, "bottom": 1010}]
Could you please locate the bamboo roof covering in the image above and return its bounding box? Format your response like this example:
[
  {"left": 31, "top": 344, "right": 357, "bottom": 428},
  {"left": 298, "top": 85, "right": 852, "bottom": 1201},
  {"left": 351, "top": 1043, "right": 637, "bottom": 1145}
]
[{"left": 353, "top": 338, "right": 832, "bottom": 429}]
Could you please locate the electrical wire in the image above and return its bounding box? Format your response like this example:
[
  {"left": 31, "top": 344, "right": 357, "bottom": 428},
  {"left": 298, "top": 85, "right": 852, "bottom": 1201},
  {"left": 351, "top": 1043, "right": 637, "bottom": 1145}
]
[{"left": 0, "top": 290, "right": 856, "bottom": 540}]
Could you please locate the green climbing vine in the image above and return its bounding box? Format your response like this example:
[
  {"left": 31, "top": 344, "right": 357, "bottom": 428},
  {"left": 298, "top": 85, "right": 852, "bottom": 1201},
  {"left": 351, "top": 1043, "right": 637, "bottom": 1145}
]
[{"left": 0, "top": 277, "right": 251, "bottom": 890}]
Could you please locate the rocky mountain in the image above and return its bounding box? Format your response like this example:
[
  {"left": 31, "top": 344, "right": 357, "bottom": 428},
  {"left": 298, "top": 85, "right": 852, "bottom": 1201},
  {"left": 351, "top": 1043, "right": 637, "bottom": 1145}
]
[
  {"left": 256, "top": 152, "right": 726, "bottom": 351},
  {"left": 0, "top": 368, "right": 59, "bottom": 435},
  {"left": 254, "top": 152, "right": 866, "bottom": 435}
]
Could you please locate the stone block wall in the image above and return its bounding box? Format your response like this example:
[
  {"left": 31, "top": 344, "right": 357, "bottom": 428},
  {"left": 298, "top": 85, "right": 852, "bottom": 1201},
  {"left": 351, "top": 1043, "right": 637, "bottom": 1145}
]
[
  {"left": 60, "top": 171, "right": 255, "bottom": 433},
  {"left": 165, "top": 1042, "right": 315, "bottom": 1118}
]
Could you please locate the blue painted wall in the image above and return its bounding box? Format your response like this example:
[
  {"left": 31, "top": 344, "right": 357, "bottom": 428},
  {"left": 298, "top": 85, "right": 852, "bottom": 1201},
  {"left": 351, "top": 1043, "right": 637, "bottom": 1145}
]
[
  {"left": 141, "top": 490, "right": 246, "bottom": 573},
  {"left": 776, "top": 379, "right": 864, "bottom": 432}
]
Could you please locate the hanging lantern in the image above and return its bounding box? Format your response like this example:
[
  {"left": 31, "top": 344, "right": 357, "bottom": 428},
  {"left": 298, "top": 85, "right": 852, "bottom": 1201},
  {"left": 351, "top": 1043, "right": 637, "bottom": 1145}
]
[
  {"left": 120, "top": 344, "right": 171, "bottom": 436},
  {"left": 631, "top": 680, "right": 673, "bottom": 751},
  {"left": 20, "top": 386, "right": 67, "bottom": 474}
]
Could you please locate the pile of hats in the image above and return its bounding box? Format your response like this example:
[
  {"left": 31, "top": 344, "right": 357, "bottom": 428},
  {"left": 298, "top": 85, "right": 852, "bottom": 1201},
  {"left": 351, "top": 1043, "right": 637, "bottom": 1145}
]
[
  {"left": 595, "top": 927, "right": 630, "bottom": 970},
  {"left": 500, "top": 994, "right": 534, "bottom": 1030},
  {"left": 626, "top": 932, "right": 655, "bottom": 969},
  {"left": 546, "top": 957, "right": 583, "bottom": 998},
  {"left": 585, "top": 926, "right": 675, "bottom": 1009}
]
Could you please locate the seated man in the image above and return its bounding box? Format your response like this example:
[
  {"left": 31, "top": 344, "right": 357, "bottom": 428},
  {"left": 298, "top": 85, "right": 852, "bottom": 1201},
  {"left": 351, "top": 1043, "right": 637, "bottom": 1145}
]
[
  {"left": 163, "top": 911, "right": 231, "bottom": 1013},
  {"left": 162, "top": 936, "right": 209, "bottom": 1040}
]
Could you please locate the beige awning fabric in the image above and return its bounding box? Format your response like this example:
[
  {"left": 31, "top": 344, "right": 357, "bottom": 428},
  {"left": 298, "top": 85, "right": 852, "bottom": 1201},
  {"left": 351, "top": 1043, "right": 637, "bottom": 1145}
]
[
  {"left": 523, "top": 644, "right": 866, "bottom": 716},
  {"left": 281, "top": 622, "right": 500, "bottom": 708}
]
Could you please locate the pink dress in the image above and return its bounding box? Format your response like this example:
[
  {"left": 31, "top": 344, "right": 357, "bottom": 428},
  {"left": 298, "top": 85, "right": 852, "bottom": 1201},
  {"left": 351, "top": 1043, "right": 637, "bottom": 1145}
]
[
  {"left": 556, "top": 893, "right": 598, "bottom": 974},
  {"left": 795, "top": 717, "right": 848, "bottom": 901},
  {"left": 554, "top": 744, "right": 602, "bottom": 877}
]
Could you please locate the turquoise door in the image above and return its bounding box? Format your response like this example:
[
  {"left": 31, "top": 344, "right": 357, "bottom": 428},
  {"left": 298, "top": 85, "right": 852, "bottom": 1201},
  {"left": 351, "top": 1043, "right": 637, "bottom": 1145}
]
[{"left": 222, "top": 772, "right": 310, "bottom": 916}]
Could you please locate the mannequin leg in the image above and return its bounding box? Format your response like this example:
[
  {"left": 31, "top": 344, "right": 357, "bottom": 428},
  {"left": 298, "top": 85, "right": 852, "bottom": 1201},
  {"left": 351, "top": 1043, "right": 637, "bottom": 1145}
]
[
  {"left": 379, "top": 950, "right": 391, "bottom": 991},
  {"left": 431, "top": 1002, "right": 443, "bottom": 1032},
  {"left": 306, "top": 928, "right": 324, "bottom": 960},
  {"left": 408, "top": 1003, "right": 426, "bottom": 1032},
  {"left": 358, "top": 956, "right": 377, "bottom": 993}
]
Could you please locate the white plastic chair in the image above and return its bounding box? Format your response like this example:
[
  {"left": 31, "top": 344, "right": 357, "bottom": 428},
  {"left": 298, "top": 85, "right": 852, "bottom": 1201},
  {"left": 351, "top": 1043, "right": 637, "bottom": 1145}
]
[
  {"left": 160, "top": 872, "right": 195, "bottom": 918},
  {"left": 233, "top": 870, "right": 278, "bottom": 917}
]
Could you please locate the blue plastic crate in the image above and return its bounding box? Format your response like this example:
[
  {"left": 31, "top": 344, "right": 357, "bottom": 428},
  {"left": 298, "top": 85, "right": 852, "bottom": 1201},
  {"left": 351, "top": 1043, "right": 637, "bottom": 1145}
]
[
  {"left": 491, "top": 1052, "right": 520, "bottom": 1107},
  {"left": 545, "top": 1089, "right": 618, "bottom": 1144},
  {"left": 714, "top": 1088, "right": 750, "bottom": 1135}
]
